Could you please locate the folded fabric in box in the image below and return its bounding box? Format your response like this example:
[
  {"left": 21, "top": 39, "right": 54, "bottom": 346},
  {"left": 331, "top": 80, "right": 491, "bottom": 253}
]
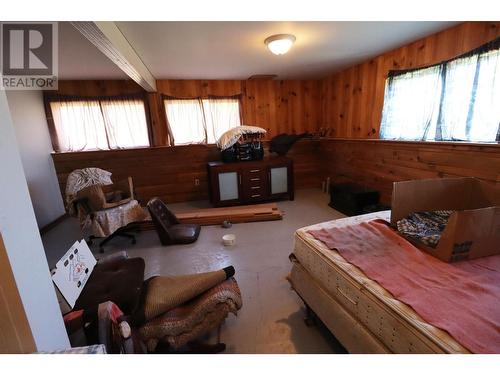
[{"left": 396, "top": 210, "right": 453, "bottom": 248}]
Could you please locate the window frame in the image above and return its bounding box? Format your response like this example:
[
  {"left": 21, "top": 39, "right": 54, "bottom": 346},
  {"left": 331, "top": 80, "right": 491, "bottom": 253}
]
[
  {"left": 44, "top": 92, "right": 153, "bottom": 153},
  {"left": 380, "top": 37, "right": 500, "bottom": 145},
  {"left": 161, "top": 94, "right": 243, "bottom": 146}
]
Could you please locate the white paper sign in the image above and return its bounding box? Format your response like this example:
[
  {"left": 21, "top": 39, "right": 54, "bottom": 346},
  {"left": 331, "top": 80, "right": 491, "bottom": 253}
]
[{"left": 51, "top": 240, "right": 97, "bottom": 308}]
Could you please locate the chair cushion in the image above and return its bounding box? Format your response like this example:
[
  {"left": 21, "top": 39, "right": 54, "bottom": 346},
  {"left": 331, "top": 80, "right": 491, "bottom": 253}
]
[
  {"left": 74, "top": 256, "right": 145, "bottom": 316},
  {"left": 169, "top": 224, "right": 201, "bottom": 244}
]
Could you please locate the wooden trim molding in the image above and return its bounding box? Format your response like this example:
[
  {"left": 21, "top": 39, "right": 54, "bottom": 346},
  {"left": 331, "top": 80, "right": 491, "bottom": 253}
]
[
  {"left": 42, "top": 91, "right": 60, "bottom": 152},
  {"left": 0, "top": 233, "right": 36, "bottom": 353},
  {"left": 39, "top": 214, "right": 68, "bottom": 235}
]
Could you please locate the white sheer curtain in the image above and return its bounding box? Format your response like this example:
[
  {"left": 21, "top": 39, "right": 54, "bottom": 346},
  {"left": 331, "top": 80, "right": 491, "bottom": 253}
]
[
  {"left": 100, "top": 98, "right": 150, "bottom": 149},
  {"left": 51, "top": 100, "right": 108, "bottom": 151},
  {"left": 203, "top": 98, "right": 241, "bottom": 144},
  {"left": 438, "top": 49, "right": 500, "bottom": 142},
  {"left": 380, "top": 66, "right": 442, "bottom": 140},
  {"left": 50, "top": 97, "right": 150, "bottom": 152},
  {"left": 164, "top": 98, "right": 206, "bottom": 145},
  {"left": 380, "top": 41, "right": 500, "bottom": 143},
  {"left": 164, "top": 97, "right": 241, "bottom": 145}
]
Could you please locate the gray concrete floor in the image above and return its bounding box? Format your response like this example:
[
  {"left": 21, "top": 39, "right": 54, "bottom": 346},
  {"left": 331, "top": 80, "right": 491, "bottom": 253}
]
[{"left": 42, "top": 188, "right": 347, "bottom": 353}]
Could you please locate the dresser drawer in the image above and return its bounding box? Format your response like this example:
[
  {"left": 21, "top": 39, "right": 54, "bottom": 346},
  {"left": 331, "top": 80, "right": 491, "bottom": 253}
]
[
  {"left": 246, "top": 185, "right": 266, "bottom": 198},
  {"left": 242, "top": 169, "right": 267, "bottom": 186}
]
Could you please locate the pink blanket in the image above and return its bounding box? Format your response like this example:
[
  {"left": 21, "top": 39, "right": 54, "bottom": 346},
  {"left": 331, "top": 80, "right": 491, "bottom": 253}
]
[{"left": 308, "top": 219, "right": 500, "bottom": 353}]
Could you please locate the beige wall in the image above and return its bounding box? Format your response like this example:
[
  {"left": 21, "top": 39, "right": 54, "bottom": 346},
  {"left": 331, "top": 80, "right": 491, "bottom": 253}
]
[
  {"left": 7, "top": 91, "right": 66, "bottom": 228},
  {"left": 0, "top": 90, "right": 69, "bottom": 351}
]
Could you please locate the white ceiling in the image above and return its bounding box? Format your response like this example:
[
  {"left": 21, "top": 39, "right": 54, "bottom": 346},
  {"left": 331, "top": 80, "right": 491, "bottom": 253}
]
[{"left": 59, "top": 21, "right": 459, "bottom": 80}]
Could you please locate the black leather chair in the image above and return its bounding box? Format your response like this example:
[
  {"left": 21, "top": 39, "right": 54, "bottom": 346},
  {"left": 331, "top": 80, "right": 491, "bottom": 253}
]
[
  {"left": 147, "top": 197, "right": 201, "bottom": 246},
  {"left": 69, "top": 252, "right": 241, "bottom": 353}
]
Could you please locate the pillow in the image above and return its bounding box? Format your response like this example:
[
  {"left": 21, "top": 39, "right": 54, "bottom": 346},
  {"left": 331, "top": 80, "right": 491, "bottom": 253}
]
[{"left": 217, "top": 125, "right": 266, "bottom": 150}]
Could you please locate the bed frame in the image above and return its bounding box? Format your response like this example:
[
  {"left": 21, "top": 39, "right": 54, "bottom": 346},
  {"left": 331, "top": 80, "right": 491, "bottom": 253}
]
[{"left": 288, "top": 251, "right": 468, "bottom": 354}]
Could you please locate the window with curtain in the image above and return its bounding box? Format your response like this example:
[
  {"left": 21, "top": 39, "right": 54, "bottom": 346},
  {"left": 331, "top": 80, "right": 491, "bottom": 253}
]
[
  {"left": 48, "top": 95, "right": 151, "bottom": 152},
  {"left": 380, "top": 38, "right": 500, "bottom": 143},
  {"left": 164, "top": 96, "right": 241, "bottom": 145}
]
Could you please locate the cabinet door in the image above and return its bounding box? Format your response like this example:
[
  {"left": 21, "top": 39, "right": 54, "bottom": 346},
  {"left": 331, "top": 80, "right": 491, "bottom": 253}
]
[
  {"left": 217, "top": 171, "right": 240, "bottom": 204},
  {"left": 270, "top": 166, "right": 289, "bottom": 195}
]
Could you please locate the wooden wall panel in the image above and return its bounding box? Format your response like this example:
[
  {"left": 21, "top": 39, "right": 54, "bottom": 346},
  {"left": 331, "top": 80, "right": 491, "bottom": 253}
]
[
  {"left": 157, "top": 79, "right": 322, "bottom": 138},
  {"left": 55, "top": 80, "right": 144, "bottom": 96},
  {"left": 320, "top": 139, "right": 500, "bottom": 204},
  {"left": 0, "top": 234, "right": 36, "bottom": 354},
  {"left": 49, "top": 22, "right": 500, "bottom": 208},
  {"left": 321, "top": 21, "right": 500, "bottom": 138},
  {"left": 52, "top": 140, "right": 322, "bottom": 205},
  {"left": 156, "top": 79, "right": 243, "bottom": 98},
  {"left": 51, "top": 78, "right": 322, "bottom": 146}
]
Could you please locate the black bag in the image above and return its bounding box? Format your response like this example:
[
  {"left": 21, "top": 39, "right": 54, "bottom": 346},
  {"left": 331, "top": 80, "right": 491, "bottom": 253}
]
[
  {"left": 221, "top": 145, "right": 237, "bottom": 163},
  {"left": 251, "top": 142, "right": 264, "bottom": 160}
]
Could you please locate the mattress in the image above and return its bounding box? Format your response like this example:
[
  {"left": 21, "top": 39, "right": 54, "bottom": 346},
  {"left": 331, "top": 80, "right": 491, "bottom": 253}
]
[{"left": 292, "top": 211, "right": 469, "bottom": 353}]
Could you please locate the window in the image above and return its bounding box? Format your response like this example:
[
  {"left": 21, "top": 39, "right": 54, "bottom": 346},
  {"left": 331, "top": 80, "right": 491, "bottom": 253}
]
[
  {"left": 48, "top": 96, "right": 151, "bottom": 152},
  {"left": 380, "top": 38, "right": 500, "bottom": 143},
  {"left": 164, "top": 96, "right": 241, "bottom": 145}
]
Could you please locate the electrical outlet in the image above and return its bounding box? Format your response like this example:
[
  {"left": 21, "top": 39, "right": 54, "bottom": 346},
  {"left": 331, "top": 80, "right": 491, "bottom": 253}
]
[{"left": 194, "top": 178, "right": 200, "bottom": 186}]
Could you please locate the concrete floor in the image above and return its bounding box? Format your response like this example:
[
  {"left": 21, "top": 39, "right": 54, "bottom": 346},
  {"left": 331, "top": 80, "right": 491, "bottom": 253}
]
[{"left": 42, "top": 188, "right": 348, "bottom": 353}]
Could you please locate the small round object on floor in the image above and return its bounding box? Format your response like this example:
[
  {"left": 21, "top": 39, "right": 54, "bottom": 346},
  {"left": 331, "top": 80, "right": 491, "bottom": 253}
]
[
  {"left": 222, "top": 220, "right": 232, "bottom": 228},
  {"left": 222, "top": 234, "right": 236, "bottom": 246}
]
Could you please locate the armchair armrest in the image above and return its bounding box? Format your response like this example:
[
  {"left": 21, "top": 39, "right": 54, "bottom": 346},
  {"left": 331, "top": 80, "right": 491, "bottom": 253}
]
[
  {"left": 108, "top": 177, "right": 134, "bottom": 201},
  {"left": 102, "top": 197, "right": 133, "bottom": 210}
]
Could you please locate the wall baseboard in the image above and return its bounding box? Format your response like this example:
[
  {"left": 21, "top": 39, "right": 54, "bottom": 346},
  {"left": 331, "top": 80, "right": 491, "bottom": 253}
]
[{"left": 39, "top": 213, "right": 68, "bottom": 235}]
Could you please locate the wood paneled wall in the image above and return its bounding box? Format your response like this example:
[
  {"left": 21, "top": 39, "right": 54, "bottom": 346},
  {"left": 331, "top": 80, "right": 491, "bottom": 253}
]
[
  {"left": 51, "top": 78, "right": 322, "bottom": 147},
  {"left": 318, "top": 22, "right": 500, "bottom": 204},
  {"left": 320, "top": 139, "right": 500, "bottom": 204},
  {"left": 157, "top": 79, "right": 322, "bottom": 138},
  {"left": 50, "top": 22, "right": 500, "bottom": 207},
  {"left": 52, "top": 140, "right": 322, "bottom": 204},
  {"left": 320, "top": 22, "right": 500, "bottom": 138},
  {"left": 0, "top": 234, "right": 36, "bottom": 353}
]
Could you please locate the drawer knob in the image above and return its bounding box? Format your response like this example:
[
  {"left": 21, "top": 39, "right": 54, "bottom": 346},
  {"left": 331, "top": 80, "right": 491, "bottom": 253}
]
[
  {"left": 250, "top": 178, "right": 260, "bottom": 181},
  {"left": 251, "top": 194, "right": 261, "bottom": 198},
  {"left": 250, "top": 169, "right": 260, "bottom": 173}
]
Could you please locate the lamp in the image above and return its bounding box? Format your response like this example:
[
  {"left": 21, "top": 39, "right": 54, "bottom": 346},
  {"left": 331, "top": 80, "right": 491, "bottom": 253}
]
[{"left": 264, "top": 34, "right": 296, "bottom": 55}]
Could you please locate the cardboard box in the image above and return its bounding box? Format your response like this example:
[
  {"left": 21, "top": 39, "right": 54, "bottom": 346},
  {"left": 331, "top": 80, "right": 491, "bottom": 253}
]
[
  {"left": 52, "top": 240, "right": 97, "bottom": 308},
  {"left": 391, "top": 177, "right": 500, "bottom": 262}
]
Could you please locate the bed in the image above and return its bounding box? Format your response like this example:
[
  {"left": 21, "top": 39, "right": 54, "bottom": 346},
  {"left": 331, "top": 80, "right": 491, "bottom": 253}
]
[{"left": 288, "top": 211, "right": 469, "bottom": 354}]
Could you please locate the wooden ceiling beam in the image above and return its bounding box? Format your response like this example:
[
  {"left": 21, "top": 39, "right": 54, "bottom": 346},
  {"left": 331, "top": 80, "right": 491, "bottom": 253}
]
[{"left": 71, "top": 21, "right": 157, "bottom": 92}]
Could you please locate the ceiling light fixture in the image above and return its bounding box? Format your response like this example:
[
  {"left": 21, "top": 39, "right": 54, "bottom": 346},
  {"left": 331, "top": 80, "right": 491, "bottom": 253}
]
[{"left": 264, "top": 34, "right": 296, "bottom": 55}]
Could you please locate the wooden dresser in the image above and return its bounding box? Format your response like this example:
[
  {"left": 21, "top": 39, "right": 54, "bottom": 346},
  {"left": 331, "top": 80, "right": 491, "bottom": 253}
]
[{"left": 207, "top": 157, "right": 294, "bottom": 206}]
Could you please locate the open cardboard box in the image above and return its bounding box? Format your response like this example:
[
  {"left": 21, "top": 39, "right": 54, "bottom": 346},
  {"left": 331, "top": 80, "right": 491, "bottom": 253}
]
[{"left": 391, "top": 177, "right": 500, "bottom": 262}]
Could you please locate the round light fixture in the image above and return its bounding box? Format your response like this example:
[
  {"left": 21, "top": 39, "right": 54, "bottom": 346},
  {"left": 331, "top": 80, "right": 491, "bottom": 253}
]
[{"left": 264, "top": 34, "right": 296, "bottom": 55}]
